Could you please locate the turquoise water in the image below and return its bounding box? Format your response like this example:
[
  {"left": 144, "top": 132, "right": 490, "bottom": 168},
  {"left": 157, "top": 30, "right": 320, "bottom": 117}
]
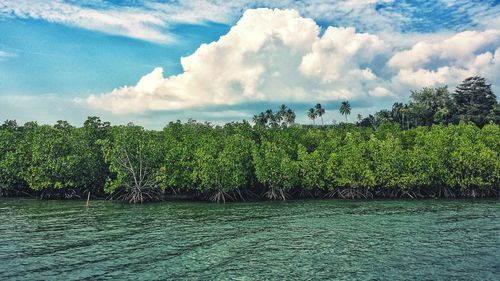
[{"left": 0, "top": 199, "right": 499, "bottom": 280}]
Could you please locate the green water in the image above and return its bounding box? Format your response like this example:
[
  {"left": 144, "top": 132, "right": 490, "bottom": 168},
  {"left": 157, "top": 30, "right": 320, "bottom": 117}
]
[{"left": 0, "top": 199, "right": 499, "bottom": 280}]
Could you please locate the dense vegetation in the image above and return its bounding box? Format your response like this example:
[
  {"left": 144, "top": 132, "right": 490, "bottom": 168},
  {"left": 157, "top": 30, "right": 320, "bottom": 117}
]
[
  {"left": 0, "top": 77, "right": 499, "bottom": 203},
  {"left": 359, "top": 76, "right": 500, "bottom": 128}
]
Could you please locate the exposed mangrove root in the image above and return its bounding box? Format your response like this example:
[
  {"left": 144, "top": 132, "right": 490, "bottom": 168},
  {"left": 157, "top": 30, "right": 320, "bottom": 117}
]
[
  {"left": 313, "top": 189, "right": 325, "bottom": 198},
  {"left": 241, "top": 189, "right": 260, "bottom": 200},
  {"left": 490, "top": 188, "right": 499, "bottom": 197},
  {"left": 388, "top": 189, "right": 423, "bottom": 199},
  {"left": 438, "top": 186, "right": 456, "bottom": 198},
  {"left": 5, "top": 185, "right": 499, "bottom": 202},
  {"left": 232, "top": 189, "right": 246, "bottom": 202},
  {"left": 209, "top": 189, "right": 234, "bottom": 203},
  {"left": 111, "top": 186, "right": 162, "bottom": 204},
  {"left": 263, "top": 187, "right": 289, "bottom": 201},
  {"left": 324, "top": 189, "right": 338, "bottom": 198},
  {"left": 294, "top": 188, "right": 313, "bottom": 198},
  {"left": 63, "top": 189, "right": 81, "bottom": 199},
  {"left": 337, "top": 188, "right": 373, "bottom": 199},
  {"left": 461, "top": 188, "right": 490, "bottom": 198},
  {"left": 38, "top": 188, "right": 83, "bottom": 200}
]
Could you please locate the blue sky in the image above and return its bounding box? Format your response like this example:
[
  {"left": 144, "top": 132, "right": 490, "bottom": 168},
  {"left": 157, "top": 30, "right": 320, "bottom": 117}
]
[{"left": 1, "top": 0, "right": 499, "bottom": 128}]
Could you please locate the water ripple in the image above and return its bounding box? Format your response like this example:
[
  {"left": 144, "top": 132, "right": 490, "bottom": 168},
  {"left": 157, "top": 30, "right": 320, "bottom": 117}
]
[{"left": 0, "top": 199, "right": 499, "bottom": 280}]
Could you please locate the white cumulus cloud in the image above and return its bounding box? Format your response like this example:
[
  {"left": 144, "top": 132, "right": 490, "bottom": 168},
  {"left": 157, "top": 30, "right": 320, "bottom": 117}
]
[
  {"left": 86, "top": 8, "right": 500, "bottom": 114},
  {"left": 86, "top": 9, "right": 395, "bottom": 113}
]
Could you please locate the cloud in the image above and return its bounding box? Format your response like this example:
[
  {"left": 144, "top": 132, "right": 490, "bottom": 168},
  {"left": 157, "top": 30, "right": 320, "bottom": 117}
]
[
  {"left": 86, "top": 9, "right": 397, "bottom": 114},
  {"left": 86, "top": 8, "right": 500, "bottom": 114},
  {"left": 0, "top": 0, "right": 172, "bottom": 43},
  {"left": 4, "top": 0, "right": 495, "bottom": 44},
  {"left": 0, "top": 0, "right": 405, "bottom": 44},
  {"left": 0, "top": 50, "right": 16, "bottom": 60},
  {"left": 84, "top": 8, "right": 500, "bottom": 114},
  {"left": 389, "top": 30, "right": 500, "bottom": 90},
  {"left": 388, "top": 30, "right": 500, "bottom": 69}
]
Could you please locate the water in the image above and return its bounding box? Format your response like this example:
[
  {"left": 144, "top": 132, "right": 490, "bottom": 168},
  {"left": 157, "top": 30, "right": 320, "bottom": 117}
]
[{"left": 0, "top": 199, "right": 499, "bottom": 280}]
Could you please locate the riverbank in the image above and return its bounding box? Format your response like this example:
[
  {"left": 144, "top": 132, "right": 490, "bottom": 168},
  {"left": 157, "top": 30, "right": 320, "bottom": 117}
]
[{"left": 1, "top": 186, "right": 499, "bottom": 203}]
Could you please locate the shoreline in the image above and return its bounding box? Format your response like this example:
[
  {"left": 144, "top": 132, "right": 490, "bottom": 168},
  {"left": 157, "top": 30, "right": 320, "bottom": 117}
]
[{"left": 1, "top": 188, "right": 498, "bottom": 203}]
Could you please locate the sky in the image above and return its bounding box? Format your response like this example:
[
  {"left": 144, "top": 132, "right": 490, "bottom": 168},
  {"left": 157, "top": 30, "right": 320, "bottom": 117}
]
[{"left": 0, "top": 0, "right": 499, "bottom": 128}]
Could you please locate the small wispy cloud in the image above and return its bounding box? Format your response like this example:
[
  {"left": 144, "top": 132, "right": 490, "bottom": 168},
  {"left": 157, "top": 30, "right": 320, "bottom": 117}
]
[
  {"left": 0, "top": 50, "right": 17, "bottom": 60},
  {"left": 2, "top": 0, "right": 496, "bottom": 44},
  {"left": 0, "top": 0, "right": 172, "bottom": 44}
]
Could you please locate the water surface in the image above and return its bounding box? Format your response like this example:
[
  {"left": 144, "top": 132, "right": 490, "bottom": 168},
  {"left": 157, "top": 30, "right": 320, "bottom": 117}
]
[{"left": 1, "top": 199, "right": 499, "bottom": 280}]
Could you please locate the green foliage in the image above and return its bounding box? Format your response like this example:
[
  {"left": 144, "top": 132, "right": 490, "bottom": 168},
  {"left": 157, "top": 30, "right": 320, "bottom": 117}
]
[
  {"left": 298, "top": 144, "right": 325, "bottom": 191},
  {"left": 367, "top": 76, "right": 499, "bottom": 129},
  {"left": 453, "top": 76, "right": 497, "bottom": 126},
  {"left": 326, "top": 132, "right": 375, "bottom": 190},
  {"left": 100, "top": 125, "right": 162, "bottom": 199},
  {"left": 0, "top": 76, "right": 499, "bottom": 202},
  {"left": 406, "top": 125, "right": 452, "bottom": 189},
  {"left": 253, "top": 140, "right": 299, "bottom": 200},
  {"left": 367, "top": 134, "right": 406, "bottom": 189},
  {"left": 448, "top": 123, "right": 499, "bottom": 191},
  {"left": 27, "top": 124, "right": 96, "bottom": 192},
  {"left": 157, "top": 121, "right": 204, "bottom": 191},
  {"left": 193, "top": 134, "right": 255, "bottom": 201},
  {"left": 0, "top": 120, "right": 24, "bottom": 192},
  {"left": 0, "top": 120, "right": 498, "bottom": 201}
]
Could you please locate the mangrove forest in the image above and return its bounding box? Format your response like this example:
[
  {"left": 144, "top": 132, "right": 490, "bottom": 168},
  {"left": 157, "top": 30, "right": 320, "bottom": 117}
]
[{"left": 0, "top": 76, "right": 499, "bottom": 203}]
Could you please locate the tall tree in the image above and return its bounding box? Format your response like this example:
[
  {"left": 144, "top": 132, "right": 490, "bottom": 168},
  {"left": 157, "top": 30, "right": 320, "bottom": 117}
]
[
  {"left": 408, "top": 86, "right": 453, "bottom": 126},
  {"left": 285, "top": 108, "right": 296, "bottom": 125},
  {"left": 314, "top": 103, "right": 326, "bottom": 125},
  {"left": 265, "top": 109, "right": 278, "bottom": 127},
  {"left": 277, "top": 104, "right": 287, "bottom": 125},
  {"left": 307, "top": 108, "right": 317, "bottom": 125},
  {"left": 252, "top": 112, "right": 267, "bottom": 127},
  {"left": 339, "top": 101, "right": 351, "bottom": 122},
  {"left": 453, "top": 76, "right": 497, "bottom": 126}
]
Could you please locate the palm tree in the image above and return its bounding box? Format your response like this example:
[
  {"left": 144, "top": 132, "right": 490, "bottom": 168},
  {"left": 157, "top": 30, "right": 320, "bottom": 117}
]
[
  {"left": 278, "top": 104, "right": 287, "bottom": 115},
  {"left": 314, "top": 103, "right": 326, "bottom": 125},
  {"left": 357, "top": 114, "right": 363, "bottom": 122},
  {"left": 252, "top": 112, "right": 267, "bottom": 127},
  {"left": 339, "top": 101, "right": 351, "bottom": 122},
  {"left": 277, "top": 104, "right": 287, "bottom": 125},
  {"left": 284, "top": 108, "right": 296, "bottom": 125},
  {"left": 307, "top": 108, "right": 317, "bottom": 125},
  {"left": 392, "top": 102, "right": 404, "bottom": 126},
  {"left": 264, "top": 109, "right": 276, "bottom": 127},
  {"left": 252, "top": 115, "right": 259, "bottom": 124}
]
